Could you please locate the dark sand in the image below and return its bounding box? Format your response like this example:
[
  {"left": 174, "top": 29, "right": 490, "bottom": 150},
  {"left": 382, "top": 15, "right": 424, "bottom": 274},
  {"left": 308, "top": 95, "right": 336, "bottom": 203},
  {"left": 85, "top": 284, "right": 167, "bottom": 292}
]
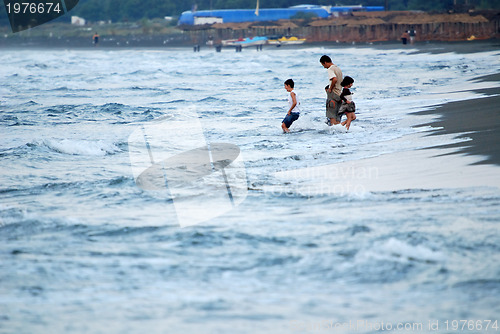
[
  {"left": 407, "top": 40, "right": 500, "bottom": 55},
  {"left": 417, "top": 74, "right": 500, "bottom": 166}
]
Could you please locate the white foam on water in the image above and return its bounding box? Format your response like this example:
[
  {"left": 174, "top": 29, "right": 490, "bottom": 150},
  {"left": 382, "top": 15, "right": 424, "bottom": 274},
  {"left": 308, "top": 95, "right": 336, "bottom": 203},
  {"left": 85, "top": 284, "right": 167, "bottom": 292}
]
[
  {"left": 42, "top": 138, "right": 121, "bottom": 156},
  {"left": 356, "top": 238, "right": 445, "bottom": 264}
]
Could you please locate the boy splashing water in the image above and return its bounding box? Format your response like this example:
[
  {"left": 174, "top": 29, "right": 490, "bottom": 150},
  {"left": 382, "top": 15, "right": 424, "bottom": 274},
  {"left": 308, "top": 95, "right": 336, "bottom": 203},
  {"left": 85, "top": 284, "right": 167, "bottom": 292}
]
[{"left": 281, "top": 79, "right": 300, "bottom": 133}]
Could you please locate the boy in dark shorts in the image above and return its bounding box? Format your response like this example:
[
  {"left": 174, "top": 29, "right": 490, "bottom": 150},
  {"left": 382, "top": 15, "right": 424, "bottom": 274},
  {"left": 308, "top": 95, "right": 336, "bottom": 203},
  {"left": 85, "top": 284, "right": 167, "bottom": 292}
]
[{"left": 281, "top": 79, "right": 300, "bottom": 133}]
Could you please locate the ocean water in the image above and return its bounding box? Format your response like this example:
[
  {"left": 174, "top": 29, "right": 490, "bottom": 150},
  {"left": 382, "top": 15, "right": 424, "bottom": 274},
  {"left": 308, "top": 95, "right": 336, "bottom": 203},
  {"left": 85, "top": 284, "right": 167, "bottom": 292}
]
[{"left": 1, "top": 44, "right": 500, "bottom": 333}]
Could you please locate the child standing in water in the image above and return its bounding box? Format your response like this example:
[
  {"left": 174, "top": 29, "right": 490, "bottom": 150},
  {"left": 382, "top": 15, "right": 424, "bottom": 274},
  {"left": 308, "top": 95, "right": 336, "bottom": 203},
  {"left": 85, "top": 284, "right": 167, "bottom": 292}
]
[
  {"left": 339, "top": 76, "right": 356, "bottom": 130},
  {"left": 281, "top": 79, "right": 300, "bottom": 133}
]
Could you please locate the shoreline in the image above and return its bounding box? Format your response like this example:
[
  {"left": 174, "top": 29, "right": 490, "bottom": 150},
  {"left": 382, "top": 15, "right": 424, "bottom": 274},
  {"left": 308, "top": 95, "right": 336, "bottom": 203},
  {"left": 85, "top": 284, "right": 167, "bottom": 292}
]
[
  {"left": 416, "top": 73, "right": 500, "bottom": 166},
  {"left": 0, "top": 34, "right": 499, "bottom": 50}
]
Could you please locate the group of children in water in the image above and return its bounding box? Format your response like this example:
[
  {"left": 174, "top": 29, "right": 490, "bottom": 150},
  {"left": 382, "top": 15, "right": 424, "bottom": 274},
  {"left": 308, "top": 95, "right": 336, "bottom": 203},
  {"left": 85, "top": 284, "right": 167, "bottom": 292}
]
[{"left": 281, "top": 55, "right": 356, "bottom": 133}]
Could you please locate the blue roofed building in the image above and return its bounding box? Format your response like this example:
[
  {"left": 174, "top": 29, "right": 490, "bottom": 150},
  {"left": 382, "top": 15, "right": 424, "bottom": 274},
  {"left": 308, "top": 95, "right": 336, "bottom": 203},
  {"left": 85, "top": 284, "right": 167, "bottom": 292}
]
[{"left": 178, "top": 5, "right": 384, "bottom": 26}]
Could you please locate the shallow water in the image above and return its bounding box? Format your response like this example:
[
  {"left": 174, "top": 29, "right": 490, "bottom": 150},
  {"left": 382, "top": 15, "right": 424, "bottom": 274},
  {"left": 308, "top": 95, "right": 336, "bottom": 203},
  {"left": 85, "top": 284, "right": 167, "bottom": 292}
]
[{"left": 1, "top": 45, "right": 500, "bottom": 333}]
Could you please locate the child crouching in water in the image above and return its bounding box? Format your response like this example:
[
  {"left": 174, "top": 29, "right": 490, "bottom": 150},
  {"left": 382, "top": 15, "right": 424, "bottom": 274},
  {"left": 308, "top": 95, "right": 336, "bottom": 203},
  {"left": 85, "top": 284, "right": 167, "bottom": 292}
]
[
  {"left": 339, "top": 76, "right": 356, "bottom": 130},
  {"left": 281, "top": 79, "right": 300, "bottom": 133}
]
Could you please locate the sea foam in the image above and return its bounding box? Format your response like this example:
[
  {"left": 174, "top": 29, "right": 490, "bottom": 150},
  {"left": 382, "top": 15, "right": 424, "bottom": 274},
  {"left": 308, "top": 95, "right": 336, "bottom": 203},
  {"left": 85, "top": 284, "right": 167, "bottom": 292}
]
[{"left": 42, "top": 138, "right": 121, "bottom": 156}]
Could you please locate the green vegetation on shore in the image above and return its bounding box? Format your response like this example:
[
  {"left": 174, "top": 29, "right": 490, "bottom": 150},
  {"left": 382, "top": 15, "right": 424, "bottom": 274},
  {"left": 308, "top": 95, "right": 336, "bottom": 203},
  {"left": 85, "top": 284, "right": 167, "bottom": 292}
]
[
  {"left": 1, "top": 0, "right": 499, "bottom": 27},
  {"left": 69, "top": 0, "right": 500, "bottom": 22},
  {"left": 0, "top": 19, "right": 181, "bottom": 37},
  {"left": 0, "top": 19, "right": 187, "bottom": 47}
]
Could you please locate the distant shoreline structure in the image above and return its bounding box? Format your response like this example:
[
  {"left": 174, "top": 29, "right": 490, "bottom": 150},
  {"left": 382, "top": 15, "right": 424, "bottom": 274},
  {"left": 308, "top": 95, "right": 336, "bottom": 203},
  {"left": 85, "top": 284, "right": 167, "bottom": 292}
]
[
  {"left": 1, "top": 10, "right": 498, "bottom": 48},
  {"left": 180, "top": 10, "right": 500, "bottom": 44}
]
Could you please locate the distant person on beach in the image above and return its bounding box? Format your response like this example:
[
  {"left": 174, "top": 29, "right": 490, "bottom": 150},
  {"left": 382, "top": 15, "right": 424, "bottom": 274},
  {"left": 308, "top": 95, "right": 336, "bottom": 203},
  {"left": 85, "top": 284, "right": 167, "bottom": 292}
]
[
  {"left": 401, "top": 31, "right": 409, "bottom": 45},
  {"left": 409, "top": 28, "right": 416, "bottom": 45},
  {"left": 93, "top": 32, "right": 99, "bottom": 46},
  {"left": 338, "top": 76, "right": 356, "bottom": 130},
  {"left": 320, "top": 55, "right": 343, "bottom": 126},
  {"left": 281, "top": 79, "right": 300, "bottom": 133}
]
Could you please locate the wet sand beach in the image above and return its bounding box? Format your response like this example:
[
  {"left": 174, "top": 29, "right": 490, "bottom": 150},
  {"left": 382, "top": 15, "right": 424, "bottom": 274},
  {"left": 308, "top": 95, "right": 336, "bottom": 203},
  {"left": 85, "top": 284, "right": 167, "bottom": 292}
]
[{"left": 417, "top": 73, "right": 500, "bottom": 166}]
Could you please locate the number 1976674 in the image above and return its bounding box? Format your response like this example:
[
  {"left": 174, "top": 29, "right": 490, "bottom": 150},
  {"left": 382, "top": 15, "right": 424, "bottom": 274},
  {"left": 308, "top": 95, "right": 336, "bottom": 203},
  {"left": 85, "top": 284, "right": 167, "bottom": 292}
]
[
  {"left": 6, "top": 2, "right": 62, "bottom": 14},
  {"left": 444, "top": 320, "right": 498, "bottom": 331}
]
